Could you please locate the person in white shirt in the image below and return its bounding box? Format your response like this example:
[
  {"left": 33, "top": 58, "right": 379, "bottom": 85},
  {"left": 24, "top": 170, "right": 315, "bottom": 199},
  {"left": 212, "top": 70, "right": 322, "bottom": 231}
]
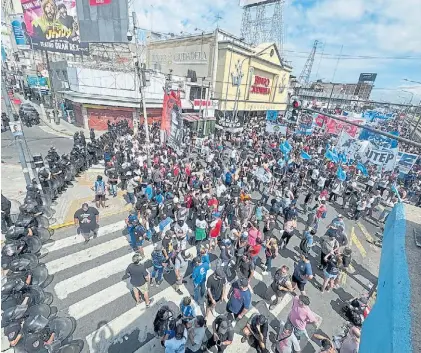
[
  {"left": 311, "top": 168, "right": 319, "bottom": 188},
  {"left": 163, "top": 323, "right": 187, "bottom": 353},
  {"left": 317, "top": 176, "right": 326, "bottom": 191},
  {"left": 339, "top": 326, "right": 360, "bottom": 353},
  {"left": 216, "top": 181, "right": 227, "bottom": 198},
  {"left": 276, "top": 321, "right": 301, "bottom": 353}
]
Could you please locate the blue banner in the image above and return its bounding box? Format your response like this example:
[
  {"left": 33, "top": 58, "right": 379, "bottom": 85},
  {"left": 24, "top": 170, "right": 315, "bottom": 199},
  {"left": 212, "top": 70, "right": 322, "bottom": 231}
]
[
  {"left": 397, "top": 152, "right": 418, "bottom": 174},
  {"left": 337, "top": 166, "right": 347, "bottom": 181},
  {"left": 266, "top": 110, "right": 278, "bottom": 122},
  {"left": 325, "top": 149, "right": 339, "bottom": 163},
  {"left": 296, "top": 122, "right": 314, "bottom": 135},
  {"left": 362, "top": 110, "right": 394, "bottom": 121},
  {"left": 359, "top": 129, "right": 399, "bottom": 148},
  {"left": 357, "top": 162, "right": 369, "bottom": 176},
  {"left": 300, "top": 151, "right": 311, "bottom": 160}
]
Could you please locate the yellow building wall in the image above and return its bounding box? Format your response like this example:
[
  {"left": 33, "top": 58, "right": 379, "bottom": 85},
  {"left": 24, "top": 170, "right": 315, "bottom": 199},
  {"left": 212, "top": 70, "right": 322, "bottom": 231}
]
[{"left": 217, "top": 44, "right": 290, "bottom": 112}]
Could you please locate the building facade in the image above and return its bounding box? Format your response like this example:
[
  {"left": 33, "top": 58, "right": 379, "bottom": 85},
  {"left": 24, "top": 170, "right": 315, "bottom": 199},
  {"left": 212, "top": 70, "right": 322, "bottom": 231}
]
[{"left": 147, "top": 29, "right": 292, "bottom": 132}]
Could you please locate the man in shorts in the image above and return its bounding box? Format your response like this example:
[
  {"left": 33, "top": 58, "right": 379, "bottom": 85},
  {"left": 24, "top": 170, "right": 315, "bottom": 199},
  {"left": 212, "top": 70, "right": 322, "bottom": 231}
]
[
  {"left": 291, "top": 253, "right": 313, "bottom": 295},
  {"left": 123, "top": 254, "right": 153, "bottom": 307},
  {"left": 74, "top": 202, "right": 99, "bottom": 243}
]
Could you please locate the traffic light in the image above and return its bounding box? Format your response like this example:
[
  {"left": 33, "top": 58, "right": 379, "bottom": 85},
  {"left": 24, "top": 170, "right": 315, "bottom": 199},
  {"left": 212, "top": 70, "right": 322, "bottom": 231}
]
[{"left": 290, "top": 99, "right": 301, "bottom": 122}]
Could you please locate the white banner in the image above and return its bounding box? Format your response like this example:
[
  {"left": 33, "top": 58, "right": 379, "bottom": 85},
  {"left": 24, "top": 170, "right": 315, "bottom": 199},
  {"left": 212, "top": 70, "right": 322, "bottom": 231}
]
[
  {"left": 361, "top": 143, "right": 398, "bottom": 172},
  {"left": 266, "top": 122, "right": 287, "bottom": 135},
  {"left": 336, "top": 130, "right": 369, "bottom": 160}
]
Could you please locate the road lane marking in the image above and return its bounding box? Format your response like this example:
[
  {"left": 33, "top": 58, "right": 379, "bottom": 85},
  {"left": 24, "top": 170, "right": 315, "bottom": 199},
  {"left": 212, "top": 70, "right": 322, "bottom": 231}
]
[
  {"left": 44, "top": 220, "right": 126, "bottom": 253},
  {"left": 351, "top": 226, "right": 367, "bottom": 257},
  {"left": 46, "top": 236, "right": 130, "bottom": 274},
  {"left": 357, "top": 222, "right": 374, "bottom": 242}
]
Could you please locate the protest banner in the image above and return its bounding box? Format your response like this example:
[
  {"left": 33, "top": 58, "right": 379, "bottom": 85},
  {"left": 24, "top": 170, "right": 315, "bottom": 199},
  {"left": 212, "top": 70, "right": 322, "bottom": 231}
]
[
  {"left": 361, "top": 143, "right": 398, "bottom": 172},
  {"left": 266, "top": 122, "right": 287, "bottom": 135},
  {"left": 336, "top": 130, "right": 369, "bottom": 160},
  {"left": 325, "top": 117, "right": 365, "bottom": 137},
  {"left": 359, "top": 128, "right": 399, "bottom": 148},
  {"left": 396, "top": 152, "right": 419, "bottom": 174}
]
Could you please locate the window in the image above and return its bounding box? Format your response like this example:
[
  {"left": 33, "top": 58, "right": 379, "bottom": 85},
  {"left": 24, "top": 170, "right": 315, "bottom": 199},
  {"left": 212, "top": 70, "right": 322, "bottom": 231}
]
[{"left": 189, "top": 86, "right": 206, "bottom": 101}]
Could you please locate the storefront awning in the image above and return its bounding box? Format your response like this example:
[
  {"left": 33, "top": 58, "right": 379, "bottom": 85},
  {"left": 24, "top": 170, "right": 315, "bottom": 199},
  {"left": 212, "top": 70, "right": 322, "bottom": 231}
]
[{"left": 181, "top": 113, "right": 216, "bottom": 122}]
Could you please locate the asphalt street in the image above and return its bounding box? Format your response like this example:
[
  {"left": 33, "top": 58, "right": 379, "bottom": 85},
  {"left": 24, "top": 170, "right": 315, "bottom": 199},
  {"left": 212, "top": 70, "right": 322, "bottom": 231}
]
[
  {"left": 1, "top": 123, "right": 73, "bottom": 165},
  {"left": 41, "top": 189, "right": 381, "bottom": 353}
]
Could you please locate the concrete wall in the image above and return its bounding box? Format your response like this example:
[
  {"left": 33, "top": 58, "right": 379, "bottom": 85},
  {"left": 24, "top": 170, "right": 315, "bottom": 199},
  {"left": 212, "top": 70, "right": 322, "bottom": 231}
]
[{"left": 360, "top": 203, "right": 412, "bottom": 353}]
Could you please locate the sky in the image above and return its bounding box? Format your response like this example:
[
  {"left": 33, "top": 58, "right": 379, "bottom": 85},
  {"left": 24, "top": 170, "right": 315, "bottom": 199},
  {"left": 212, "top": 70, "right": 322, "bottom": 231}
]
[{"left": 133, "top": 0, "right": 421, "bottom": 104}]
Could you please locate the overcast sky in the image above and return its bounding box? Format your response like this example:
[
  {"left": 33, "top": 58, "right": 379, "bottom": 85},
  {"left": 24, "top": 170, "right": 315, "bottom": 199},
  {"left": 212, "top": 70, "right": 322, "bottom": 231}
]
[{"left": 134, "top": 0, "right": 421, "bottom": 104}]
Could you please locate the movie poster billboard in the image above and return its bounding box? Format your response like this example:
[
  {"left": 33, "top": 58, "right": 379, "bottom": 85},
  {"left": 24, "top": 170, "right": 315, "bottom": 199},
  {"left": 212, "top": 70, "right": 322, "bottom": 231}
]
[
  {"left": 20, "top": 0, "right": 88, "bottom": 54},
  {"left": 161, "top": 90, "right": 183, "bottom": 152}
]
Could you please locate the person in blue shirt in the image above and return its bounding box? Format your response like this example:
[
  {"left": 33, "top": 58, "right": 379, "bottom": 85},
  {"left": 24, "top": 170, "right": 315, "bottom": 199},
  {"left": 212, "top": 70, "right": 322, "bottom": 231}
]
[
  {"left": 145, "top": 182, "right": 154, "bottom": 201},
  {"left": 179, "top": 296, "right": 196, "bottom": 327},
  {"left": 330, "top": 214, "right": 345, "bottom": 232},
  {"left": 125, "top": 210, "right": 139, "bottom": 250},
  {"left": 226, "top": 277, "right": 252, "bottom": 321},
  {"left": 192, "top": 256, "right": 210, "bottom": 303},
  {"left": 225, "top": 170, "right": 232, "bottom": 186},
  {"left": 154, "top": 190, "right": 165, "bottom": 204},
  {"left": 291, "top": 253, "right": 313, "bottom": 296}
]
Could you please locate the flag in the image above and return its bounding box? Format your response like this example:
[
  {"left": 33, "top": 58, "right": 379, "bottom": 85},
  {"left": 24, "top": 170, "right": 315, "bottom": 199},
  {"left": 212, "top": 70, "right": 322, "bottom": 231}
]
[
  {"left": 280, "top": 141, "right": 291, "bottom": 154},
  {"left": 338, "top": 153, "right": 347, "bottom": 164},
  {"left": 357, "top": 162, "right": 368, "bottom": 176},
  {"left": 300, "top": 151, "right": 311, "bottom": 160},
  {"left": 325, "top": 149, "right": 339, "bottom": 163},
  {"left": 391, "top": 183, "right": 402, "bottom": 202},
  {"left": 337, "top": 166, "right": 347, "bottom": 181}
]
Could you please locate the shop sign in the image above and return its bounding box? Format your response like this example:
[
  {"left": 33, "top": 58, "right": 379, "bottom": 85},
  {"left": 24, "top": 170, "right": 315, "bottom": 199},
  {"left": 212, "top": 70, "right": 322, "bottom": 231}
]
[
  {"left": 193, "top": 99, "right": 218, "bottom": 109},
  {"left": 250, "top": 75, "right": 271, "bottom": 95},
  {"left": 215, "top": 110, "right": 244, "bottom": 129}
]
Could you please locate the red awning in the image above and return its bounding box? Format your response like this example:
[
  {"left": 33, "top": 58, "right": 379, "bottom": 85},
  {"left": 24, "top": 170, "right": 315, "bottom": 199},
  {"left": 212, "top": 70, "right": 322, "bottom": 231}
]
[{"left": 181, "top": 113, "right": 216, "bottom": 122}]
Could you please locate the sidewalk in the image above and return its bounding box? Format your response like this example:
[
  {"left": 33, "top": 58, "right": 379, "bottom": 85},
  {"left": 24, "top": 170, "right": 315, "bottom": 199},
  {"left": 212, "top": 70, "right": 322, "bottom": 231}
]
[
  {"left": 14, "top": 93, "right": 106, "bottom": 138},
  {"left": 1, "top": 163, "right": 131, "bottom": 229}
]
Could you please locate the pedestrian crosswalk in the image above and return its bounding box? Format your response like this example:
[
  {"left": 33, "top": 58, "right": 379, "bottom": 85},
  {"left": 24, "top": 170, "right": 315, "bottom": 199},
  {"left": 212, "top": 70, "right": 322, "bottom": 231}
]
[
  {"left": 44, "top": 219, "right": 316, "bottom": 353},
  {"left": 42, "top": 213, "right": 383, "bottom": 353}
]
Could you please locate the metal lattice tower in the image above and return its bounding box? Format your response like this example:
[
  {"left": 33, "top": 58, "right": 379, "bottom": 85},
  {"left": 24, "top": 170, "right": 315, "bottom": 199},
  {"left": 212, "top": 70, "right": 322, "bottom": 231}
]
[
  {"left": 240, "top": 0, "right": 285, "bottom": 57},
  {"left": 298, "top": 40, "right": 319, "bottom": 85}
]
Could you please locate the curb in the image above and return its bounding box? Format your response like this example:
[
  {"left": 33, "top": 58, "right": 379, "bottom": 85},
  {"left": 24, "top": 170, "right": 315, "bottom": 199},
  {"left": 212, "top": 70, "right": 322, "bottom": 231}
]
[{"left": 48, "top": 204, "right": 133, "bottom": 230}]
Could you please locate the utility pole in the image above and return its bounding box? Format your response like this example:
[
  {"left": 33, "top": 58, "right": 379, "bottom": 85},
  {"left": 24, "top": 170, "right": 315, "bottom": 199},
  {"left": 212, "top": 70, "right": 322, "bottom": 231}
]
[
  {"left": 45, "top": 51, "right": 59, "bottom": 124},
  {"left": 2, "top": 72, "right": 31, "bottom": 185},
  {"left": 326, "top": 83, "right": 336, "bottom": 111},
  {"left": 132, "top": 12, "right": 151, "bottom": 169}
]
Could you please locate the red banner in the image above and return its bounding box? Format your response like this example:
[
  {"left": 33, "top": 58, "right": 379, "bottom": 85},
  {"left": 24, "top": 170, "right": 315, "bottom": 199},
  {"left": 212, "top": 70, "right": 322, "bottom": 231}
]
[
  {"left": 161, "top": 90, "right": 181, "bottom": 133},
  {"left": 325, "top": 117, "right": 364, "bottom": 137},
  {"left": 90, "top": 0, "right": 111, "bottom": 5}
]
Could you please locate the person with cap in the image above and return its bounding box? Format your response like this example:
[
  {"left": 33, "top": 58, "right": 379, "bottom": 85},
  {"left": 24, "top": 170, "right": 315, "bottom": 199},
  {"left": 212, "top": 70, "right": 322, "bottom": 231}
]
[
  {"left": 226, "top": 277, "right": 252, "bottom": 323},
  {"left": 206, "top": 314, "right": 234, "bottom": 352},
  {"left": 186, "top": 315, "right": 207, "bottom": 353},
  {"left": 151, "top": 243, "right": 166, "bottom": 287},
  {"left": 179, "top": 296, "right": 196, "bottom": 326},
  {"left": 330, "top": 214, "right": 345, "bottom": 231},
  {"left": 241, "top": 313, "right": 269, "bottom": 353},
  {"left": 163, "top": 322, "right": 188, "bottom": 353},
  {"left": 318, "top": 232, "right": 340, "bottom": 270},
  {"left": 275, "top": 321, "right": 301, "bottom": 353},
  {"left": 192, "top": 255, "right": 210, "bottom": 303},
  {"left": 287, "top": 295, "right": 319, "bottom": 341},
  {"left": 122, "top": 253, "right": 153, "bottom": 307},
  {"left": 205, "top": 267, "right": 228, "bottom": 320},
  {"left": 74, "top": 202, "right": 99, "bottom": 243}
]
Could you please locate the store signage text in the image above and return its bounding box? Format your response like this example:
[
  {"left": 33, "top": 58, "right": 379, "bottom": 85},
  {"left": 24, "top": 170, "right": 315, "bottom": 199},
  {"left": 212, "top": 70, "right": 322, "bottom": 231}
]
[
  {"left": 193, "top": 99, "right": 218, "bottom": 108},
  {"left": 250, "top": 75, "right": 271, "bottom": 95},
  {"left": 152, "top": 51, "right": 208, "bottom": 64}
]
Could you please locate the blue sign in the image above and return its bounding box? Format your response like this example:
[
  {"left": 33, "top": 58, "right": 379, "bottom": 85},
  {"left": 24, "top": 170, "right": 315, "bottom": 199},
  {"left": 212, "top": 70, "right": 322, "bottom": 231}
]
[
  {"left": 266, "top": 110, "right": 278, "bottom": 122},
  {"left": 362, "top": 110, "right": 394, "bottom": 121},
  {"left": 296, "top": 122, "right": 313, "bottom": 135},
  {"left": 359, "top": 129, "right": 399, "bottom": 148},
  {"left": 27, "top": 76, "right": 49, "bottom": 88},
  {"left": 397, "top": 152, "right": 418, "bottom": 174},
  {"left": 11, "top": 15, "right": 29, "bottom": 48}
]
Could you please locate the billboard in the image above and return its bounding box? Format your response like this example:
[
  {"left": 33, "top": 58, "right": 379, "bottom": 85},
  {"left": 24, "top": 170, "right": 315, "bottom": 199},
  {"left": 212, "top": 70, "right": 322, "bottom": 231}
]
[
  {"left": 11, "top": 14, "right": 30, "bottom": 49},
  {"left": 359, "top": 73, "right": 377, "bottom": 82},
  {"left": 161, "top": 90, "right": 184, "bottom": 151},
  {"left": 75, "top": 0, "right": 129, "bottom": 43},
  {"left": 20, "top": 0, "right": 88, "bottom": 54},
  {"left": 240, "top": 0, "right": 274, "bottom": 7}
]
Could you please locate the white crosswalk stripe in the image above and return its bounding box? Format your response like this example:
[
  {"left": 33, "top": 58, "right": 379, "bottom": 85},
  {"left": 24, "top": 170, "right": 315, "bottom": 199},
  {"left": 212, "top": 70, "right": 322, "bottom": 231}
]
[{"left": 44, "top": 220, "right": 320, "bottom": 353}]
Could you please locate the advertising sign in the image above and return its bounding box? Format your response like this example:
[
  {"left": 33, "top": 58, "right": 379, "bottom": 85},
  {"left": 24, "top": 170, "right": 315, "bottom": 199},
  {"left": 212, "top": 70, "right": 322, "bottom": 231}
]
[
  {"left": 359, "top": 73, "right": 377, "bottom": 82},
  {"left": 76, "top": 0, "right": 129, "bottom": 43},
  {"left": 215, "top": 110, "right": 244, "bottom": 132},
  {"left": 11, "top": 14, "right": 30, "bottom": 49},
  {"left": 27, "top": 75, "right": 49, "bottom": 87},
  {"left": 250, "top": 75, "right": 271, "bottom": 95},
  {"left": 20, "top": 0, "right": 89, "bottom": 54},
  {"left": 396, "top": 152, "right": 418, "bottom": 174}
]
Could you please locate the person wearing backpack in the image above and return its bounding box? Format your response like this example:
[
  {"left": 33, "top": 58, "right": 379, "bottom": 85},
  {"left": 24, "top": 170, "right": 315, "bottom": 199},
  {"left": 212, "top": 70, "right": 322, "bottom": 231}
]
[
  {"left": 92, "top": 175, "right": 106, "bottom": 208},
  {"left": 266, "top": 265, "right": 293, "bottom": 310},
  {"left": 226, "top": 277, "right": 252, "bottom": 322}
]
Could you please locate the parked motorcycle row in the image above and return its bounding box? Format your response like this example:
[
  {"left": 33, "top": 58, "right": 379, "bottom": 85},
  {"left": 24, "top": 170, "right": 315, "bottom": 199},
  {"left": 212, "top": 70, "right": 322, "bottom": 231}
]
[{"left": 1, "top": 190, "right": 83, "bottom": 352}]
